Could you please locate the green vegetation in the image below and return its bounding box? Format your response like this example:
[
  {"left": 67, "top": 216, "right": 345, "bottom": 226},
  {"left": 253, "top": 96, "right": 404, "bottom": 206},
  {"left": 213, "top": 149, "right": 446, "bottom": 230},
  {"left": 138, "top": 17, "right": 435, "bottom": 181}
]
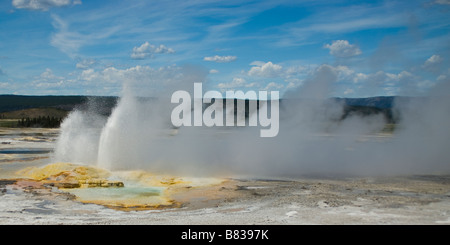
[
  {"left": 341, "top": 105, "right": 396, "bottom": 124},
  {"left": 0, "top": 95, "right": 87, "bottom": 112},
  {"left": 1, "top": 95, "right": 400, "bottom": 130},
  {"left": 16, "top": 116, "right": 62, "bottom": 128},
  {"left": 1, "top": 108, "right": 68, "bottom": 119},
  {"left": 0, "top": 95, "right": 118, "bottom": 128},
  {"left": 0, "top": 119, "right": 19, "bottom": 127},
  {"left": 0, "top": 95, "right": 118, "bottom": 114},
  {"left": 0, "top": 108, "right": 67, "bottom": 128}
]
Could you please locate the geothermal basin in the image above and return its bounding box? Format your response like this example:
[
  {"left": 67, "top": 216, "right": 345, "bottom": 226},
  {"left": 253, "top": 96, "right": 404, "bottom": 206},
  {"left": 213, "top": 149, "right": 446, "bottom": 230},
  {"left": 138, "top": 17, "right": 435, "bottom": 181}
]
[{"left": 1, "top": 127, "right": 450, "bottom": 224}]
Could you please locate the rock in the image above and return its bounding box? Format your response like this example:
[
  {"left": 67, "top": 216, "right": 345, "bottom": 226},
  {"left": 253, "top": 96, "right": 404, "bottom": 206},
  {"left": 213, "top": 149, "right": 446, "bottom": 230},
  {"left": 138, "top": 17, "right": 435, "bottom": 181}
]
[
  {"left": 104, "top": 181, "right": 124, "bottom": 187},
  {"left": 78, "top": 179, "right": 124, "bottom": 188},
  {"left": 160, "top": 178, "right": 180, "bottom": 185},
  {"left": 0, "top": 179, "right": 17, "bottom": 187},
  {"left": 17, "top": 163, "right": 123, "bottom": 189},
  {"left": 286, "top": 211, "right": 298, "bottom": 217},
  {"left": 51, "top": 181, "right": 81, "bottom": 189}
]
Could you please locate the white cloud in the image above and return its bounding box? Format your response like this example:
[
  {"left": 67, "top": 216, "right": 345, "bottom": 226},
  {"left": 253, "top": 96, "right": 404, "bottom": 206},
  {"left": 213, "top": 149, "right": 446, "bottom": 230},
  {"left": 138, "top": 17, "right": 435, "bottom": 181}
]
[
  {"left": 286, "top": 82, "right": 296, "bottom": 89},
  {"left": 80, "top": 67, "right": 130, "bottom": 83},
  {"left": 49, "top": 11, "right": 124, "bottom": 57},
  {"left": 217, "top": 77, "right": 258, "bottom": 91},
  {"left": 417, "top": 80, "right": 435, "bottom": 90},
  {"left": 11, "top": 65, "right": 184, "bottom": 96},
  {"left": 334, "top": 65, "right": 355, "bottom": 81},
  {"left": 0, "top": 77, "right": 19, "bottom": 93},
  {"left": 263, "top": 82, "right": 284, "bottom": 91},
  {"left": 76, "top": 59, "right": 96, "bottom": 69},
  {"left": 249, "top": 61, "right": 266, "bottom": 66},
  {"left": 218, "top": 77, "right": 247, "bottom": 89},
  {"left": 80, "top": 68, "right": 96, "bottom": 81},
  {"left": 437, "top": 68, "right": 450, "bottom": 82},
  {"left": 50, "top": 15, "right": 85, "bottom": 56},
  {"left": 324, "top": 40, "right": 362, "bottom": 58},
  {"left": 280, "top": 63, "right": 433, "bottom": 97},
  {"left": 31, "top": 68, "right": 66, "bottom": 89},
  {"left": 34, "top": 80, "right": 64, "bottom": 88},
  {"left": 38, "top": 68, "right": 64, "bottom": 81},
  {"left": 353, "top": 73, "right": 368, "bottom": 84},
  {"left": 0, "top": 82, "right": 11, "bottom": 89},
  {"left": 437, "top": 75, "right": 446, "bottom": 81},
  {"left": 422, "top": 54, "right": 443, "bottom": 71},
  {"left": 285, "top": 65, "right": 308, "bottom": 76},
  {"left": 352, "top": 70, "right": 397, "bottom": 86},
  {"left": 209, "top": 69, "right": 219, "bottom": 74},
  {"left": 345, "top": 69, "right": 431, "bottom": 96},
  {"left": 12, "top": 0, "right": 80, "bottom": 11},
  {"left": 131, "top": 42, "right": 175, "bottom": 60},
  {"left": 280, "top": 3, "right": 408, "bottom": 47},
  {"left": 77, "top": 65, "right": 190, "bottom": 96},
  {"left": 204, "top": 55, "right": 237, "bottom": 63},
  {"left": 424, "top": 54, "right": 443, "bottom": 65},
  {"left": 343, "top": 88, "right": 354, "bottom": 95},
  {"left": 248, "top": 61, "right": 283, "bottom": 77}
]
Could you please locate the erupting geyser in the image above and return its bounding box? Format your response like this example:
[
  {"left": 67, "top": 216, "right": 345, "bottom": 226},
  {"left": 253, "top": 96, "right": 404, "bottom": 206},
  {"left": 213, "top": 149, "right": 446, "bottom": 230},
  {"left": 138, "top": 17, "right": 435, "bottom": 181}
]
[
  {"left": 97, "top": 95, "right": 140, "bottom": 170},
  {"left": 53, "top": 65, "right": 450, "bottom": 177}
]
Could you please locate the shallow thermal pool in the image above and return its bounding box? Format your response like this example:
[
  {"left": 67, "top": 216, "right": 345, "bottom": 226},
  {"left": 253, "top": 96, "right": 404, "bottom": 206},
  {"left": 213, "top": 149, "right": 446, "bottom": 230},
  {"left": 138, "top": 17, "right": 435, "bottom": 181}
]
[{"left": 63, "top": 182, "right": 168, "bottom": 209}]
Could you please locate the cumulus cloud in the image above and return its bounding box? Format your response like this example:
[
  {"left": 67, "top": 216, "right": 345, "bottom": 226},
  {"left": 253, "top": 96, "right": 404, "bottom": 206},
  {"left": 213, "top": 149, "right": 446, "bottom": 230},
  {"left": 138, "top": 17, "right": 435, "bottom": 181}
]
[
  {"left": 12, "top": 0, "right": 80, "bottom": 11},
  {"left": 0, "top": 82, "right": 11, "bottom": 89},
  {"left": 203, "top": 55, "right": 237, "bottom": 63},
  {"left": 80, "top": 67, "right": 145, "bottom": 83},
  {"left": 280, "top": 64, "right": 434, "bottom": 98},
  {"left": 248, "top": 61, "right": 283, "bottom": 77},
  {"left": 285, "top": 65, "right": 309, "bottom": 77},
  {"left": 284, "top": 64, "right": 339, "bottom": 99},
  {"left": 37, "top": 68, "right": 64, "bottom": 81},
  {"left": 131, "top": 42, "right": 175, "bottom": 60},
  {"left": 324, "top": 40, "right": 362, "bottom": 58},
  {"left": 76, "top": 58, "right": 96, "bottom": 69},
  {"left": 249, "top": 61, "right": 266, "bottom": 66},
  {"left": 343, "top": 88, "right": 354, "bottom": 95},
  {"left": 263, "top": 82, "right": 284, "bottom": 91},
  {"left": 422, "top": 54, "right": 443, "bottom": 72},
  {"left": 347, "top": 69, "right": 432, "bottom": 97},
  {"left": 77, "top": 65, "right": 196, "bottom": 97},
  {"left": 31, "top": 68, "right": 66, "bottom": 88},
  {"left": 424, "top": 54, "right": 443, "bottom": 66},
  {"left": 217, "top": 77, "right": 255, "bottom": 90}
]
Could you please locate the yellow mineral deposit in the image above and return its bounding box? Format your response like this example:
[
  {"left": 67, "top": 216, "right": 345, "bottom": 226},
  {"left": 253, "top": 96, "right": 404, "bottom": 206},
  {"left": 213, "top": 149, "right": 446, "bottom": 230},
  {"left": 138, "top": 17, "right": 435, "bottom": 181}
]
[
  {"left": 17, "top": 162, "right": 109, "bottom": 180},
  {"left": 111, "top": 170, "right": 224, "bottom": 188},
  {"left": 16, "top": 162, "right": 115, "bottom": 188},
  {"left": 14, "top": 162, "right": 231, "bottom": 211}
]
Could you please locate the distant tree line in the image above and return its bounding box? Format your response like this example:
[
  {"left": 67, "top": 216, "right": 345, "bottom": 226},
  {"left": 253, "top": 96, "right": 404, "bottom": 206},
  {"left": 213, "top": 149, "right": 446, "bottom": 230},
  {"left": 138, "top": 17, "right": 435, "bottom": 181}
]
[{"left": 17, "top": 116, "right": 62, "bottom": 128}]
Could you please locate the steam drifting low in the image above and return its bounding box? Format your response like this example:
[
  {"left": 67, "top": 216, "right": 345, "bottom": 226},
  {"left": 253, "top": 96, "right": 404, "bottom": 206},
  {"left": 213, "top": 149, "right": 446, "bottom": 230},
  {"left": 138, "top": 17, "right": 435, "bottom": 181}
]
[{"left": 53, "top": 65, "right": 450, "bottom": 177}]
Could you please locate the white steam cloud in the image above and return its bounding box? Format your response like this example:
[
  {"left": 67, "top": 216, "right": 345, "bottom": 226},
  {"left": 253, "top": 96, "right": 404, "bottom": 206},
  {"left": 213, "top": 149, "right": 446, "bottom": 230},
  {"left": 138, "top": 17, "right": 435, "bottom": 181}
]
[
  {"left": 53, "top": 64, "right": 450, "bottom": 177},
  {"left": 12, "top": 0, "right": 80, "bottom": 11},
  {"left": 203, "top": 55, "right": 237, "bottom": 63}
]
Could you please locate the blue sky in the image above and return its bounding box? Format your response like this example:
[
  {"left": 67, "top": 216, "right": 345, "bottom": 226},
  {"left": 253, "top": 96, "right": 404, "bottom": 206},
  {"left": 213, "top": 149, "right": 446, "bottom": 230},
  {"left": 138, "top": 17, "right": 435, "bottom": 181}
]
[{"left": 0, "top": 0, "right": 449, "bottom": 97}]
